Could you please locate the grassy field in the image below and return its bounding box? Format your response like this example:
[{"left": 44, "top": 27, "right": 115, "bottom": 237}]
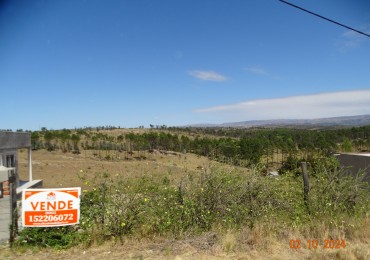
[
  {"left": 17, "top": 148, "right": 225, "bottom": 189},
  {"left": 0, "top": 148, "right": 368, "bottom": 259}
]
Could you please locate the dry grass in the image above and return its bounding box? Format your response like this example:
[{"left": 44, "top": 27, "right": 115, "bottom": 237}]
[
  {"left": 5, "top": 149, "right": 369, "bottom": 259},
  {"left": 17, "top": 149, "right": 234, "bottom": 189},
  {"left": 1, "top": 223, "right": 368, "bottom": 259}
]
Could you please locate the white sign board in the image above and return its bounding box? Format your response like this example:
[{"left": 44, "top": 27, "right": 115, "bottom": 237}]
[{"left": 22, "top": 187, "right": 81, "bottom": 227}]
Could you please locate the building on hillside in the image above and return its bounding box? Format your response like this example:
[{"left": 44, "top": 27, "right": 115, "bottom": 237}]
[
  {"left": 0, "top": 132, "right": 31, "bottom": 186},
  {"left": 0, "top": 132, "right": 42, "bottom": 242},
  {"left": 335, "top": 153, "right": 370, "bottom": 184}
]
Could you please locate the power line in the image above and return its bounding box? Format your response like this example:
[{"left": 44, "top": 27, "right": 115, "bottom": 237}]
[{"left": 278, "top": 0, "right": 370, "bottom": 38}]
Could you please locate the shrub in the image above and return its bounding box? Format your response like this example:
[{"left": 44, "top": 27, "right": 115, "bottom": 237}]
[
  {"left": 14, "top": 157, "right": 370, "bottom": 249},
  {"left": 14, "top": 226, "right": 79, "bottom": 249},
  {"left": 76, "top": 167, "right": 309, "bottom": 238}
]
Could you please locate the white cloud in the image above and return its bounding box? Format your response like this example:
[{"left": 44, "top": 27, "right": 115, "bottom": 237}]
[
  {"left": 245, "top": 66, "right": 267, "bottom": 75},
  {"left": 194, "top": 89, "right": 370, "bottom": 121},
  {"left": 188, "top": 70, "right": 227, "bottom": 81},
  {"left": 337, "top": 25, "right": 370, "bottom": 50}
]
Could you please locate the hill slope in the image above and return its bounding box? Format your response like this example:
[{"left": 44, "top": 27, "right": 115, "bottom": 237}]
[{"left": 192, "top": 114, "right": 370, "bottom": 128}]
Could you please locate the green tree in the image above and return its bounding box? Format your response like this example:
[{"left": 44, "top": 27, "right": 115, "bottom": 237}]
[
  {"left": 43, "top": 131, "right": 55, "bottom": 150},
  {"left": 341, "top": 137, "right": 353, "bottom": 152},
  {"left": 31, "top": 131, "right": 42, "bottom": 150},
  {"left": 71, "top": 134, "right": 81, "bottom": 153},
  {"left": 239, "top": 137, "right": 264, "bottom": 166}
]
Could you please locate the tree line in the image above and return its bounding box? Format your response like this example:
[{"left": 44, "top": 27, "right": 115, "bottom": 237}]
[{"left": 29, "top": 125, "right": 370, "bottom": 168}]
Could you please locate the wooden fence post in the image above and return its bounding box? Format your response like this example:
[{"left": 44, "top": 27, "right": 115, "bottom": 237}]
[
  {"left": 9, "top": 169, "right": 18, "bottom": 246},
  {"left": 301, "top": 162, "right": 310, "bottom": 213},
  {"left": 101, "top": 181, "right": 106, "bottom": 225}
]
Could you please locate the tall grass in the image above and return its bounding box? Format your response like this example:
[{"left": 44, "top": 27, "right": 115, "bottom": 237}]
[{"left": 15, "top": 158, "right": 369, "bottom": 250}]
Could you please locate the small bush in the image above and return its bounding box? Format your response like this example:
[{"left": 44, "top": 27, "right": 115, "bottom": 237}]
[{"left": 14, "top": 226, "right": 80, "bottom": 249}]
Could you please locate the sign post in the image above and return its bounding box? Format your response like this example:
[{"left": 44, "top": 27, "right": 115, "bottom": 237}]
[
  {"left": 9, "top": 170, "right": 17, "bottom": 245},
  {"left": 22, "top": 188, "right": 81, "bottom": 227}
]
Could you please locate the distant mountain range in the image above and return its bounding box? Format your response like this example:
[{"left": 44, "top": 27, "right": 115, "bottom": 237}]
[{"left": 190, "top": 114, "right": 370, "bottom": 128}]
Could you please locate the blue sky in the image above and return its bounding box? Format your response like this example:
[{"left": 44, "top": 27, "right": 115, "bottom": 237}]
[{"left": 1, "top": 0, "right": 370, "bottom": 130}]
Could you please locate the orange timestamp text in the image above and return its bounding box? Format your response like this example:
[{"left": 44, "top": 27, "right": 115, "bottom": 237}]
[{"left": 290, "top": 239, "right": 346, "bottom": 249}]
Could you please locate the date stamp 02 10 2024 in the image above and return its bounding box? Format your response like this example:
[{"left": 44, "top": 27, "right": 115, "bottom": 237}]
[{"left": 290, "top": 239, "right": 346, "bottom": 249}]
